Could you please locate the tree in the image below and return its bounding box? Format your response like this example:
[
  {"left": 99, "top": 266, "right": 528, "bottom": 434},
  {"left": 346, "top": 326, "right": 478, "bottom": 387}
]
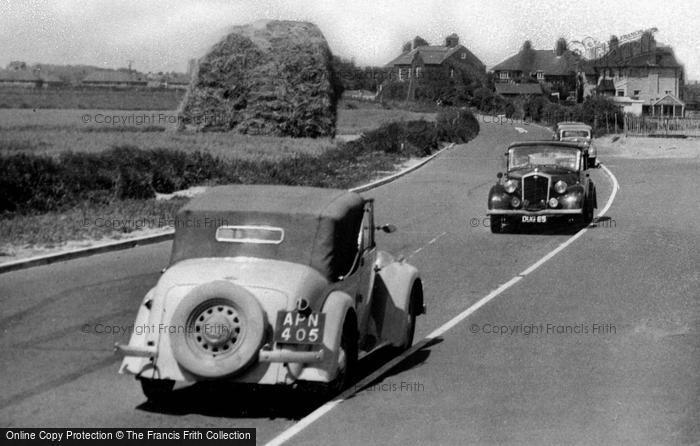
[
  {"left": 555, "top": 38, "right": 568, "bottom": 56},
  {"left": 402, "top": 41, "right": 412, "bottom": 53},
  {"left": 413, "top": 36, "right": 429, "bottom": 48}
]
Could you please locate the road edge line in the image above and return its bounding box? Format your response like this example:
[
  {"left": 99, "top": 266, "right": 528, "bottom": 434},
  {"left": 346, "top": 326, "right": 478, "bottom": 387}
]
[
  {"left": 264, "top": 162, "right": 619, "bottom": 446},
  {"left": 0, "top": 143, "right": 457, "bottom": 274}
]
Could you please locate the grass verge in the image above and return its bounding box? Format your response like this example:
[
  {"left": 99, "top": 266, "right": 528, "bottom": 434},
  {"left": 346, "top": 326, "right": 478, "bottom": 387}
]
[{"left": 0, "top": 109, "right": 479, "bottom": 256}]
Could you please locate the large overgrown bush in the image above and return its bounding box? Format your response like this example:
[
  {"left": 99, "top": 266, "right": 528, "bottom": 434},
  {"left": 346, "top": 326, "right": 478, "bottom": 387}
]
[{"left": 436, "top": 107, "right": 480, "bottom": 143}]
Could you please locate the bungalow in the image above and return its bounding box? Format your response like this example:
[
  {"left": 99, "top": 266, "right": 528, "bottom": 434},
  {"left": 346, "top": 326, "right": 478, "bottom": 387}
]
[
  {"left": 82, "top": 70, "right": 147, "bottom": 88},
  {"left": 0, "top": 69, "right": 63, "bottom": 88},
  {"left": 590, "top": 33, "right": 685, "bottom": 116},
  {"left": 492, "top": 47, "right": 585, "bottom": 94},
  {"left": 386, "top": 34, "right": 486, "bottom": 84}
]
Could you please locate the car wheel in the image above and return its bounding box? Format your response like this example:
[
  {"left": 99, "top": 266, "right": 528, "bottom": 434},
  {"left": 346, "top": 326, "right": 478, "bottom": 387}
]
[
  {"left": 169, "top": 281, "right": 265, "bottom": 379},
  {"left": 140, "top": 378, "right": 174, "bottom": 403},
  {"left": 582, "top": 199, "right": 594, "bottom": 225},
  {"left": 327, "top": 314, "right": 358, "bottom": 395},
  {"left": 399, "top": 284, "right": 420, "bottom": 350},
  {"left": 490, "top": 216, "right": 503, "bottom": 233}
]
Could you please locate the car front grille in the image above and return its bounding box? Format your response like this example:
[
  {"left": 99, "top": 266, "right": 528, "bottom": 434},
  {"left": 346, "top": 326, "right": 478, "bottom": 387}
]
[{"left": 522, "top": 175, "right": 549, "bottom": 210}]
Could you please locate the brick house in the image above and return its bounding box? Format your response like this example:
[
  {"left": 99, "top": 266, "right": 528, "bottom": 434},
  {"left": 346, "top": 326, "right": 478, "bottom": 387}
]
[
  {"left": 386, "top": 34, "right": 486, "bottom": 85},
  {"left": 589, "top": 34, "right": 685, "bottom": 116},
  {"left": 491, "top": 47, "right": 587, "bottom": 99}
]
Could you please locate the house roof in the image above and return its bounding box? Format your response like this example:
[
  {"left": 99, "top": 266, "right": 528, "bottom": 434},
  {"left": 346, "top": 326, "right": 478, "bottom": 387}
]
[
  {"left": 592, "top": 42, "right": 682, "bottom": 69},
  {"left": 492, "top": 49, "right": 581, "bottom": 76},
  {"left": 387, "top": 44, "right": 484, "bottom": 68},
  {"left": 597, "top": 79, "right": 615, "bottom": 91},
  {"left": 82, "top": 70, "right": 147, "bottom": 84},
  {"left": 495, "top": 83, "right": 543, "bottom": 95},
  {"left": 652, "top": 94, "right": 685, "bottom": 106}
]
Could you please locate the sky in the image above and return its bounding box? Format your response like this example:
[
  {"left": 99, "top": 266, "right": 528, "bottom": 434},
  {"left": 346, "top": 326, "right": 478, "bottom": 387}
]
[{"left": 1, "top": 0, "right": 698, "bottom": 80}]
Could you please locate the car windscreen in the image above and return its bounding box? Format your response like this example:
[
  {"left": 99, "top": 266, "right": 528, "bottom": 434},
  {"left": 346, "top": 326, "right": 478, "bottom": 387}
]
[
  {"left": 560, "top": 130, "right": 590, "bottom": 139},
  {"left": 509, "top": 146, "right": 580, "bottom": 171}
]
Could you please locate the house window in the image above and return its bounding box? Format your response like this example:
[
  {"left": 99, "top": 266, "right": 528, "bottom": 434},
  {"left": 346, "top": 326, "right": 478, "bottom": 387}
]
[
  {"left": 536, "top": 71, "right": 544, "bottom": 80},
  {"left": 633, "top": 90, "right": 640, "bottom": 96},
  {"left": 460, "top": 52, "right": 467, "bottom": 59},
  {"left": 665, "top": 90, "right": 672, "bottom": 95},
  {"left": 415, "top": 66, "right": 423, "bottom": 78},
  {"left": 398, "top": 67, "right": 410, "bottom": 81},
  {"left": 617, "top": 90, "right": 624, "bottom": 97},
  {"left": 499, "top": 71, "right": 510, "bottom": 80},
  {"left": 450, "top": 68, "right": 455, "bottom": 78}
]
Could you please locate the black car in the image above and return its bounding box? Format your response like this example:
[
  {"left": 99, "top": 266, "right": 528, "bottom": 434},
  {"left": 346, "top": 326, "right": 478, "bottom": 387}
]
[{"left": 487, "top": 141, "right": 597, "bottom": 233}]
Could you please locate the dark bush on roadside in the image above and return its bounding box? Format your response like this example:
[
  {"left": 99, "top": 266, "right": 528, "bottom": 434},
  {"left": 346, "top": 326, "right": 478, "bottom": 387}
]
[{"left": 436, "top": 107, "right": 480, "bottom": 143}]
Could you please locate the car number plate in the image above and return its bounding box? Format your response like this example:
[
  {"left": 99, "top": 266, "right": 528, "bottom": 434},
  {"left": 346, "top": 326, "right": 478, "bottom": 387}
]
[
  {"left": 522, "top": 215, "right": 547, "bottom": 223},
  {"left": 274, "top": 311, "right": 325, "bottom": 344}
]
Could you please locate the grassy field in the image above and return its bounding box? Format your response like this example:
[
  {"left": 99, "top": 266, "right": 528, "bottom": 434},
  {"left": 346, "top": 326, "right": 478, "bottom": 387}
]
[
  {"left": 0, "top": 104, "right": 436, "bottom": 158},
  {"left": 336, "top": 101, "right": 436, "bottom": 135},
  {"left": 0, "top": 86, "right": 183, "bottom": 110}
]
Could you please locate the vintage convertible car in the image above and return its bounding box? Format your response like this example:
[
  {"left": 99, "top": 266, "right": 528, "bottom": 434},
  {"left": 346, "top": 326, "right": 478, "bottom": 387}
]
[
  {"left": 554, "top": 121, "right": 597, "bottom": 167},
  {"left": 487, "top": 141, "right": 597, "bottom": 233},
  {"left": 116, "top": 185, "right": 424, "bottom": 401}
]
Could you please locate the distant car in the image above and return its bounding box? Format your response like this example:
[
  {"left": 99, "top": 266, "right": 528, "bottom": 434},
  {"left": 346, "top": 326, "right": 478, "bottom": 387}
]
[
  {"left": 116, "top": 185, "right": 424, "bottom": 401},
  {"left": 554, "top": 122, "right": 597, "bottom": 167},
  {"left": 487, "top": 141, "right": 597, "bottom": 233}
]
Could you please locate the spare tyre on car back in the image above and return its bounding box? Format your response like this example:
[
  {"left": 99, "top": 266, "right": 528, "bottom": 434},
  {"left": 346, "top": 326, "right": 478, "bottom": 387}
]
[{"left": 169, "top": 280, "right": 265, "bottom": 378}]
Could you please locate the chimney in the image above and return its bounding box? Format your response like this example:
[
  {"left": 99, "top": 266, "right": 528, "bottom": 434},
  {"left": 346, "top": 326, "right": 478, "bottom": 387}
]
[{"left": 445, "top": 33, "right": 459, "bottom": 48}]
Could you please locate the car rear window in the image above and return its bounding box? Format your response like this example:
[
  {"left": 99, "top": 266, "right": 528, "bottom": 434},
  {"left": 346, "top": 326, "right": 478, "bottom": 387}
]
[{"left": 215, "top": 225, "right": 284, "bottom": 244}]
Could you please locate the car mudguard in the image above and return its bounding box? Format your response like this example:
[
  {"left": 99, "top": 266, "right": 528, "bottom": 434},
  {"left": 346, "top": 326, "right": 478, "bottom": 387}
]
[
  {"left": 296, "top": 290, "right": 354, "bottom": 383},
  {"left": 374, "top": 261, "right": 422, "bottom": 347}
]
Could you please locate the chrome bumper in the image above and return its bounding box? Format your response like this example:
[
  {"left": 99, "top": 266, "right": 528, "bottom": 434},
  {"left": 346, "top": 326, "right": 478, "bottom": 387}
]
[
  {"left": 115, "top": 343, "right": 325, "bottom": 364},
  {"left": 114, "top": 343, "right": 156, "bottom": 357},
  {"left": 488, "top": 209, "right": 582, "bottom": 215}
]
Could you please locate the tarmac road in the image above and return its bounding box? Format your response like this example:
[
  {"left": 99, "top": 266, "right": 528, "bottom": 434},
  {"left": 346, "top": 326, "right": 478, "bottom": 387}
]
[{"left": 1, "top": 120, "right": 698, "bottom": 445}]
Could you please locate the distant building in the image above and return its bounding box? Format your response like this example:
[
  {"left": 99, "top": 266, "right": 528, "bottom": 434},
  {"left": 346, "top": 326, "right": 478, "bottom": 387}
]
[
  {"left": 492, "top": 48, "right": 585, "bottom": 90},
  {"left": 0, "top": 68, "right": 63, "bottom": 88},
  {"left": 386, "top": 34, "right": 486, "bottom": 85},
  {"left": 146, "top": 72, "right": 190, "bottom": 89},
  {"left": 81, "top": 70, "right": 147, "bottom": 88},
  {"left": 589, "top": 33, "right": 685, "bottom": 116}
]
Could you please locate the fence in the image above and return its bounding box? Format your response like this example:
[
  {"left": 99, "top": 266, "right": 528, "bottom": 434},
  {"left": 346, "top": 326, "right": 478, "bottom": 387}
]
[{"left": 624, "top": 115, "right": 700, "bottom": 137}]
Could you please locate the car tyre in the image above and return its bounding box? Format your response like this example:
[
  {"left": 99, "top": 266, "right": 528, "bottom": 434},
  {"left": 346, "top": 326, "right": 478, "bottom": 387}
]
[
  {"left": 169, "top": 281, "right": 265, "bottom": 379},
  {"left": 582, "top": 199, "right": 594, "bottom": 225},
  {"left": 326, "top": 314, "right": 358, "bottom": 396},
  {"left": 490, "top": 216, "right": 504, "bottom": 233},
  {"left": 399, "top": 284, "right": 421, "bottom": 350},
  {"left": 140, "top": 378, "right": 175, "bottom": 403}
]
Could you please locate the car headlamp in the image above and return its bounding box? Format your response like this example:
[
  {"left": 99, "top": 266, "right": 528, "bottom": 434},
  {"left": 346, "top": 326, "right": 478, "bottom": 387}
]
[
  {"left": 554, "top": 180, "right": 567, "bottom": 194},
  {"left": 504, "top": 179, "right": 518, "bottom": 194}
]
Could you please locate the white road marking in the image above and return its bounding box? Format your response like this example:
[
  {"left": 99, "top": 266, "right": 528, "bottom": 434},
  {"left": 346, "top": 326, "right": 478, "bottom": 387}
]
[
  {"left": 265, "top": 164, "right": 620, "bottom": 446},
  {"left": 514, "top": 127, "right": 528, "bottom": 134},
  {"left": 409, "top": 231, "right": 447, "bottom": 258}
]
